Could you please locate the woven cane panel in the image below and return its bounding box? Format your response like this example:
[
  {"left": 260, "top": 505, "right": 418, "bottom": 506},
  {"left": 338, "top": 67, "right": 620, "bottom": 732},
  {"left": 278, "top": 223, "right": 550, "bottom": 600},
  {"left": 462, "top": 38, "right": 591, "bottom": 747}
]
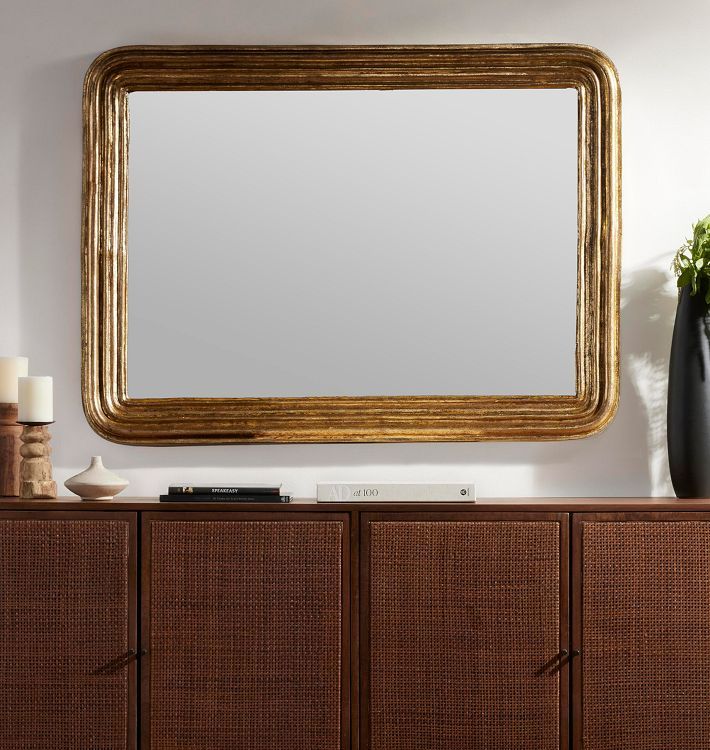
[
  {"left": 149, "top": 519, "right": 343, "bottom": 750},
  {"left": 0, "top": 518, "right": 131, "bottom": 750},
  {"left": 582, "top": 521, "right": 710, "bottom": 750},
  {"left": 368, "top": 520, "right": 561, "bottom": 750}
]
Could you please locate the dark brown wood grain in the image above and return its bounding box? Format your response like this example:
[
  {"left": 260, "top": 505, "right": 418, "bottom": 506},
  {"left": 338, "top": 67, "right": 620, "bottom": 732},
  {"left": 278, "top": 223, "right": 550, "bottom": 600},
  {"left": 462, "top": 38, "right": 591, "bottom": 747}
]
[
  {"left": 360, "top": 512, "right": 570, "bottom": 750},
  {"left": 4, "top": 497, "right": 710, "bottom": 512},
  {"left": 560, "top": 515, "right": 571, "bottom": 749},
  {"left": 141, "top": 512, "right": 350, "bottom": 750},
  {"left": 350, "top": 510, "right": 361, "bottom": 750},
  {"left": 572, "top": 513, "right": 710, "bottom": 750},
  {"left": 0, "top": 511, "right": 137, "bottom": 750}
]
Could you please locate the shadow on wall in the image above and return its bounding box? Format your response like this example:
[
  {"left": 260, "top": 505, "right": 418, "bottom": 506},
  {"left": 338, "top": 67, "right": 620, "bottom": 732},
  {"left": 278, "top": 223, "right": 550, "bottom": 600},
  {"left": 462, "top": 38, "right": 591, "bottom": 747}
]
[
  {"left": 622, "top": 267, "right": 678, "bottom": 494},
  {"left": 530, "top": 266, "right": 677, "bottom": 496}
]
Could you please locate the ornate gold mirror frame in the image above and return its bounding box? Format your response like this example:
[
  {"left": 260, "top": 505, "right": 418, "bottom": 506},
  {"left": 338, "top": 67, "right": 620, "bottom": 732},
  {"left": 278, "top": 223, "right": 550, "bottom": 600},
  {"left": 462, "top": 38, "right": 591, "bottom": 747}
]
[{"left": 82, "top": 44, "right": 620, "bottom": 444}]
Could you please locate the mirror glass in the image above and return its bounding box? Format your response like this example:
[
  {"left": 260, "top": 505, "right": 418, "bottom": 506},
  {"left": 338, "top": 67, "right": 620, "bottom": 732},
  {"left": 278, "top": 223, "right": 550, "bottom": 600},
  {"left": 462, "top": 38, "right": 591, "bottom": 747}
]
[{"left": 127, "top": 88, "right": 578, "bottom": 399}]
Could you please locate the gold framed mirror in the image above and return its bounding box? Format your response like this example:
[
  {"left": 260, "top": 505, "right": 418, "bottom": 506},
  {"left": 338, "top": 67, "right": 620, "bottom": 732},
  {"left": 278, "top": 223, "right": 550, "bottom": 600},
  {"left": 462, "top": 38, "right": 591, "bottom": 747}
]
[{"left": 82, "top": 44, "right": 620, "bottom": 444}]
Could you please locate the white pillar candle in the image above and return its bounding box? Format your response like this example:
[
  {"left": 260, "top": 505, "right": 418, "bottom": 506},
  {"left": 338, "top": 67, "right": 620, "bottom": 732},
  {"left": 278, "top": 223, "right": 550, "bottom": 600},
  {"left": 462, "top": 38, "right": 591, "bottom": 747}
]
[
  {"left": 18, "top": 376, "right": 53, "bottom": 423},
  {"left": 0, "top": 357, "right": 29, "bottom": 403}
]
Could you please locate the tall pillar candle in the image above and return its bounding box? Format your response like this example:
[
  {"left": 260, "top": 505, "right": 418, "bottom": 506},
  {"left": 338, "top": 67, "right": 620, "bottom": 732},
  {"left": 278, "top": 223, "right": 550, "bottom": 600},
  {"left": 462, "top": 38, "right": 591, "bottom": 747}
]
[
  {"left": 0, "top": 357, "right": 29, "bottom": 403},
  {"left": 18, "top": 376, "right": 53, "bottom": 424}
]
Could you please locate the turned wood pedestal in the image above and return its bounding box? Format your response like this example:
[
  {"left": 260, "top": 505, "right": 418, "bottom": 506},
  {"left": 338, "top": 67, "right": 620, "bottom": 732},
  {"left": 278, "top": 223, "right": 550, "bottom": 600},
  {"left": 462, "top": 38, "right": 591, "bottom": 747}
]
[
  {"left": 19, "top": 424, "right": 57, "bottom": 499},
  {"left": 0, "top": 403, "right": 22, "bottom": 496}
]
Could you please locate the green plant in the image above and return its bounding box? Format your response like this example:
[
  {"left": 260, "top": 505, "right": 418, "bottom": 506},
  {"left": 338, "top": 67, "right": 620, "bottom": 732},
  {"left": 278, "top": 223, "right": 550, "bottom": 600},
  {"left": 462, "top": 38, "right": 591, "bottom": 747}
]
[{"left": 673, "top": 214, "right": 710, "bottom": 302}]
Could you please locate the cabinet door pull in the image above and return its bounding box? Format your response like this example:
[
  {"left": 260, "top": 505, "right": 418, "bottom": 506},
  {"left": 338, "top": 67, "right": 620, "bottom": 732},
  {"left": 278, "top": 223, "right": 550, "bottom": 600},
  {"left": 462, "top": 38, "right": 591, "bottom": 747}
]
[
  {"left": 571, "top": 649, "right": 581, "bottom": 658},
  {"left": 560, "top": 649, "right": 569, "bottom": 657}
]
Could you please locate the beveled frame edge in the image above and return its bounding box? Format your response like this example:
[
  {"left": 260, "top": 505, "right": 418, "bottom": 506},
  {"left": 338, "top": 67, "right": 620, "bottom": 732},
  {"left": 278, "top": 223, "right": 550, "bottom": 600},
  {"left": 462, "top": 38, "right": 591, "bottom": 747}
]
[{"left": 81, "top": 44, "right": 621, "bottom": 444}]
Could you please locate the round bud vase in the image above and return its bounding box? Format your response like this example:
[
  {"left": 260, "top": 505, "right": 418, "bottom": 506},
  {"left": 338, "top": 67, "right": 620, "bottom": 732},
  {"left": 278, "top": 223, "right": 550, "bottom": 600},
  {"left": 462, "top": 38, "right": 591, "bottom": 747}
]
[
  {"left": 667, "top": 282, "right": 710, "bottom": 497},
  {"left": 64, "top": 456, "right": 129, "bottom": 501}
]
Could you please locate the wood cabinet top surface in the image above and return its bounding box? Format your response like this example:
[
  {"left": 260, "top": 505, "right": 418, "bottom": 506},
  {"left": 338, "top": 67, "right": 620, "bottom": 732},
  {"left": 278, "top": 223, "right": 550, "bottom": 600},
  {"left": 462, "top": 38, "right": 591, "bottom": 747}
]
[{"left": 0, "top": 497, "right": 706, "bottom": 512}]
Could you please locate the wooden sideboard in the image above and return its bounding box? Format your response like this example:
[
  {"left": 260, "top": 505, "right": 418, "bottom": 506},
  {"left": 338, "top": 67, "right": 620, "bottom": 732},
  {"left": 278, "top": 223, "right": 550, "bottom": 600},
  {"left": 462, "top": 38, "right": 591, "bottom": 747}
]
[{"left": 0, "top": 497, "right": 708, "bottom": 750}]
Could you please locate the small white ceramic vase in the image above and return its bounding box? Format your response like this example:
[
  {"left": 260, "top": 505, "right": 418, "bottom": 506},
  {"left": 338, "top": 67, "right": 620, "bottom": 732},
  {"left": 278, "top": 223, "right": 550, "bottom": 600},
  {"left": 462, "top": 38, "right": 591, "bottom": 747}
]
[{"left": 64, "top": 456, "right": 129, "bottom": 501}]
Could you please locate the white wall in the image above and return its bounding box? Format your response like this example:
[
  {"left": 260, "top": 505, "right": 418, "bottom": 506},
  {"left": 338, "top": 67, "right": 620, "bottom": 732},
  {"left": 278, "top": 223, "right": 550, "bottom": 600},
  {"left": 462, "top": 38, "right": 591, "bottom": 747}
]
[{"left": 1, "top": 0, "right": 705, "bottom": 498}]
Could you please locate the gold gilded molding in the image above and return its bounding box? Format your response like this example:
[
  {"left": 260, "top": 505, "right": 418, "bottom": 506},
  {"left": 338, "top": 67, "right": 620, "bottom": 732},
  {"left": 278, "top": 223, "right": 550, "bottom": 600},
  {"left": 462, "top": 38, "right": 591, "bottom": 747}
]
[{"left": 82, "top": 45, "right": 621, "bottom": 444}]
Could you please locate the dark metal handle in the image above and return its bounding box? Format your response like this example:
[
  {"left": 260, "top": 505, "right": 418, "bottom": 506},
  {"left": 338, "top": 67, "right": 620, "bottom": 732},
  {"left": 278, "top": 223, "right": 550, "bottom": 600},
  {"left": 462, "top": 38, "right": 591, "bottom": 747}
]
[
  {"left": 126, "top": 649, "right": 136, "bottom": 657},
  {"left": 560, "top": 649, "right": 569, "bottom": 657},
  {"left": 571, "top": 649, "right": 581, "bottom": 658},
  {"left": 139, "top": 648, "right": 148, "bottom": 657}
]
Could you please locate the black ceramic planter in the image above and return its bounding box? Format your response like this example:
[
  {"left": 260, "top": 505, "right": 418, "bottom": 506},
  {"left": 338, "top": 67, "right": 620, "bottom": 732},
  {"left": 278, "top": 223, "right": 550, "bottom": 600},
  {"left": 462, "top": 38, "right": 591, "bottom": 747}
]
[{"left": 668, "top": 282, "right": 710, "bottom": 497}]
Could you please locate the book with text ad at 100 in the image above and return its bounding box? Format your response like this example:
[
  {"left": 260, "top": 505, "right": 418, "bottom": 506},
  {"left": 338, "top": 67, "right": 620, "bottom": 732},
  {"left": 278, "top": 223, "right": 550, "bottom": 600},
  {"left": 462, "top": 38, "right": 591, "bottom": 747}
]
[{"left": 316, "top": 483, "right": 476, "bottom": 503}]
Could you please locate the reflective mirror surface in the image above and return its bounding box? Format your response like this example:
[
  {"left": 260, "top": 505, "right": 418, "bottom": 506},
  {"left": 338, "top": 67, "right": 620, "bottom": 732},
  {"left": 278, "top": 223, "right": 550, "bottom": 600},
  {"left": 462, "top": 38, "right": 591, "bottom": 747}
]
[{"left": 127, "top": 88, "right": 578, "bottom": 398}]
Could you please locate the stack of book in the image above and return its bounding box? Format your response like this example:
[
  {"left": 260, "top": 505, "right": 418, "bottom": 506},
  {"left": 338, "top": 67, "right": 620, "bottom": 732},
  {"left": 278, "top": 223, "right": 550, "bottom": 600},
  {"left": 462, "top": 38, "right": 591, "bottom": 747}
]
[{"left": 159, "top": 485, "right": 291, "bottom": 503}]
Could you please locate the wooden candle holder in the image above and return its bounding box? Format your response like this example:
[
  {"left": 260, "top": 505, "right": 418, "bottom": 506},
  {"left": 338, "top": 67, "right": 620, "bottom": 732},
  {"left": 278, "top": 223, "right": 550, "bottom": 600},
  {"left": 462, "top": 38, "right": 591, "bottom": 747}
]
[
  {"left": 19, "top": 424, "right": 57, "bottom": 499},
  {"left": 0, "top": 403, "right": 22, "bottom": 497}
]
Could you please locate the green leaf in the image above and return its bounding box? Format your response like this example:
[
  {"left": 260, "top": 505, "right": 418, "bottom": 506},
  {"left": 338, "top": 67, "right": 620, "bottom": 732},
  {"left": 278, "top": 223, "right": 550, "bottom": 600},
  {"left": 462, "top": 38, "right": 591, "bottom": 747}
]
[
  {"left": 694, "top": 214, "right": 710, "bottom": 240},
  {"left": 678, "top": 267, "right": 693, "bottom": 288},
  {"left": 673, "top": 217, "right": 710, "bottom": 308}
]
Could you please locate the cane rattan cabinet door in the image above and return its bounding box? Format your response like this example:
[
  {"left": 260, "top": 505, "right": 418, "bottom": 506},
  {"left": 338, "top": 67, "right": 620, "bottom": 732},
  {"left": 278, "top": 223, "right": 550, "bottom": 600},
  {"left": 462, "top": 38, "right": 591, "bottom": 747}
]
[
  {"left": 143, "top": 512, "right": 349, "bottom": 750},
  {"left": 361, "top": 512, "right": 569, "bottom": 750},
  {"left": 573, "top": 513, "right": 710, "bottom": 750},
  {"left": 0, "top": 512, "right": 137, "bottom": 750}
]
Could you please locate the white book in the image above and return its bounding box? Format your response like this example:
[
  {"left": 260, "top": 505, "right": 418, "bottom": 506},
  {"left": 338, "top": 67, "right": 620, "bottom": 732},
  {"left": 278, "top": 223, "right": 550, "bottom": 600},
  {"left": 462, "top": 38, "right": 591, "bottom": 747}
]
[{"left": 316, "top": 483, "right": 476, "bottom": 503}]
